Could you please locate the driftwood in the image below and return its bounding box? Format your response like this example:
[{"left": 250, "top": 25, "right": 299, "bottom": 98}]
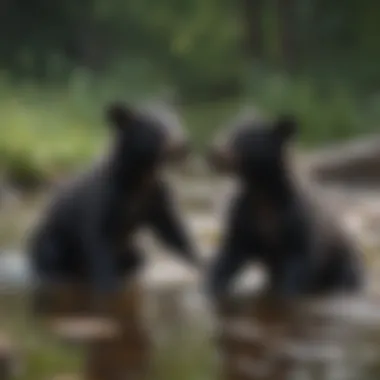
[{"left": 307, "top": 135, "right": 380, "bottom": 186}]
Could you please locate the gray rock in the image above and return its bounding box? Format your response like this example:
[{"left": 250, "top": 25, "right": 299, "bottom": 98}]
[{"left": 0, "top": 251, "right": 34, "bottom": 291}]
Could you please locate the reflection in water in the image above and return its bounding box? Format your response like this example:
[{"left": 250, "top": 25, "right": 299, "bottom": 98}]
[
  {"left": 0, "top": 283, "right": 215, "bottom": 380},
  {"left": 5, "top": 281, "right": 380, "bottom": 379},
  {"left": 216, "top": 294, "right": 380, "bottom": 380},
  {"left": 32, "top": 279, "right": 152, "bottom": 380}
]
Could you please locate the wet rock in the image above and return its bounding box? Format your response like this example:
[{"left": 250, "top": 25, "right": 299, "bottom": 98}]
[{"left": 0, "top": 251, "right": 33, "bottom": 291}]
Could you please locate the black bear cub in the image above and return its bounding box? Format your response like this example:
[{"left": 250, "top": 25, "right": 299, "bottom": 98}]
[
  {"left": 206, "top": 112, "right": 364, "bottom": 299},
  {"left": 29, "top": 102, "right": 199, "bottom": 295}
]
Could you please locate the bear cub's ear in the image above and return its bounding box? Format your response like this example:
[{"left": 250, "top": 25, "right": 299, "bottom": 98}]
[
  {"left": 106, "top": 102, "right": 135, "bottom": 130},
  {"left": 274, "top": 115, "right": 298, "bottom": 140}
]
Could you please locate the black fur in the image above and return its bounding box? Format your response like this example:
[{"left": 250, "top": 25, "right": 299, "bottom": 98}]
[
  {"left": 206, "top": 113, "right": 364, "bottom": 300},
  {"left": 29, "top": 102, "right": 198, "bottom": 294}
]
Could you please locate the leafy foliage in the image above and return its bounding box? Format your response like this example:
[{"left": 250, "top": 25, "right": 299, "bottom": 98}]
[{"left": 1, "top": 0, "right": 380, "bottom": 186}]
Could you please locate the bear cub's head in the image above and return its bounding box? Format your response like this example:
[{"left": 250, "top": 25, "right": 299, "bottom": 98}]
[
  {"left": 207, "top": 113, "right": 297, "bottom": 185},
  {"left": 106, "top": 102, "right": 190, "bottom": 169}
]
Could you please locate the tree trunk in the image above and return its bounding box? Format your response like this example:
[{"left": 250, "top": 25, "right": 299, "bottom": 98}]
[
  {"left": 276, "top": 0, "right": 297, "bottom": 72},
  {"left": 240, "top": 0, "right": 264, "bottom": 60}
]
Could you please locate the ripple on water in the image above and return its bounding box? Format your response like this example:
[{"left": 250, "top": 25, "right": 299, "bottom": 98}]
[{"left": 216, "top": 294, "right": 380, "bottom": 380}]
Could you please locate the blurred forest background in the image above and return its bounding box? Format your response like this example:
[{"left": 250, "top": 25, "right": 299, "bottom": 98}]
[{"left": 1, "top": 0, "right": 380, "bottom": 190}]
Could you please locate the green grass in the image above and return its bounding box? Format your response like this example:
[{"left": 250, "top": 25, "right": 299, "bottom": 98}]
[
  {"left": 0, "top": 84, "right": 240, "bottom": 188},
  {"left": 0, "top": 73, "right": 378, "bottom": 188}
]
